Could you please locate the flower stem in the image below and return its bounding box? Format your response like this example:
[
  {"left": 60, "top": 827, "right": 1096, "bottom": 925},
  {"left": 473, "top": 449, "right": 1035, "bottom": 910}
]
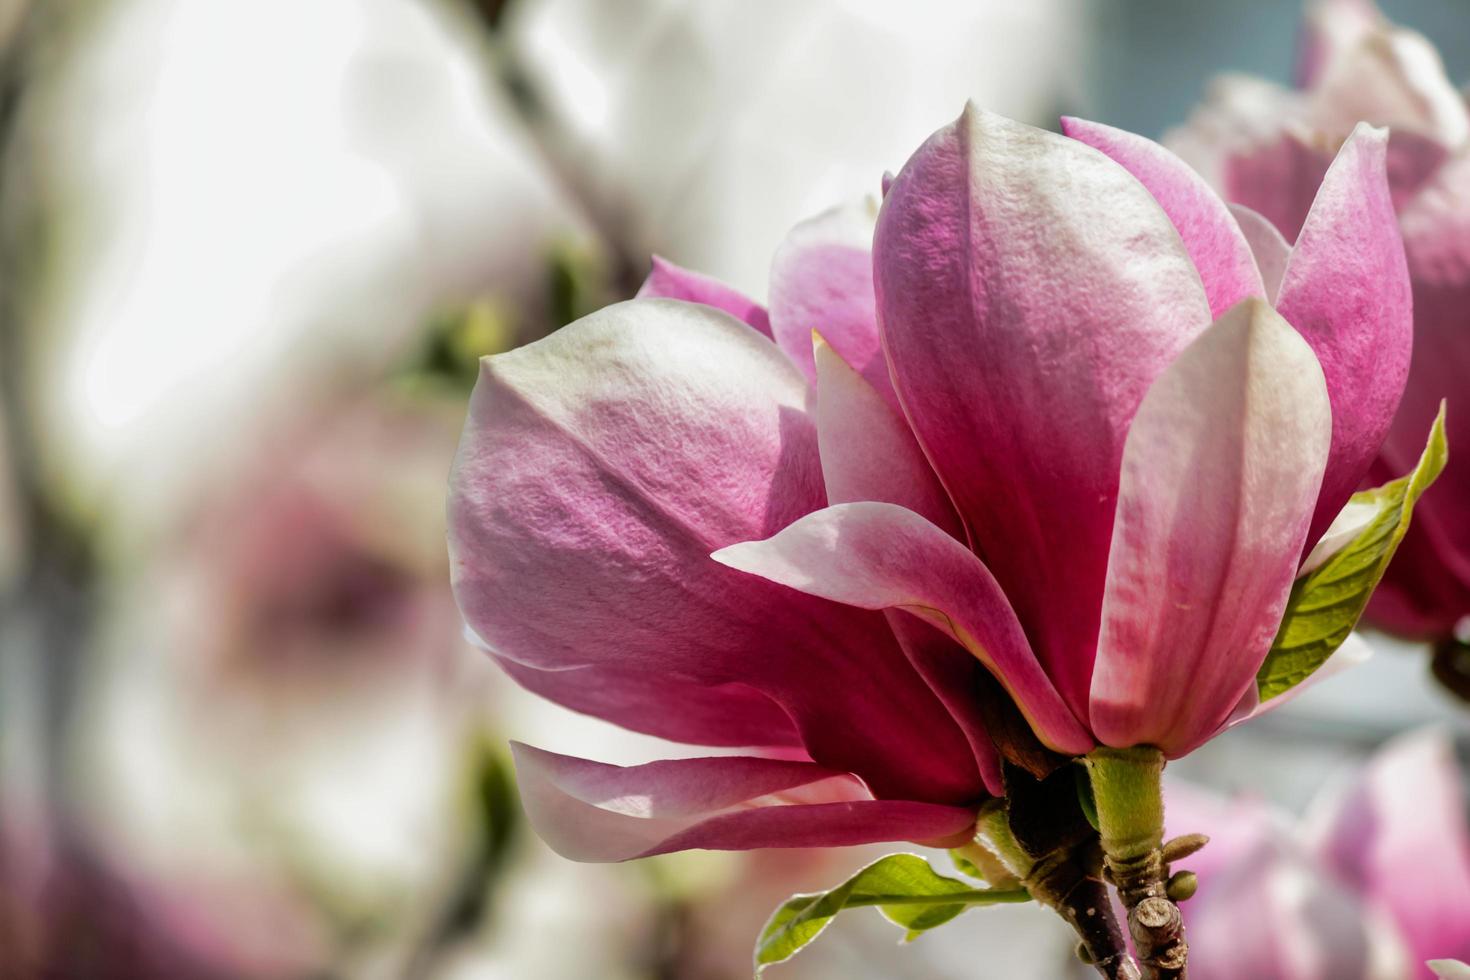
[
  {"left": 976, "top": 804, "right": 1139, "bottom": 980},
  {"left": 1084, "top": 746, "right": 1187, "bottom": 979}
]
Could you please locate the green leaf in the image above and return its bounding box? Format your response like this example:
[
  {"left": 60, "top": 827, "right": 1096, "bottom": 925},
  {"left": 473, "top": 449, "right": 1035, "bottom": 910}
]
[
  {"left": 949, "top": 848, "right": 985, "bottom": 880},
  {"left": 753, "top": 853, "right": 1029, "bottom": 975},
  {"left": 1256, "top": 403, "right": 1448, "bottom": 702}
]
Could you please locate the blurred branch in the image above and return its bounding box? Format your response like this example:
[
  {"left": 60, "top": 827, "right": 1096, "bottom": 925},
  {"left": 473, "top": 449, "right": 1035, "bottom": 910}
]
[
  {"left": 0, "top": 0, "right": 97, "bottom": 816},
  {"left": 454, "top": 0, "right": 647, "bottom": 300}
]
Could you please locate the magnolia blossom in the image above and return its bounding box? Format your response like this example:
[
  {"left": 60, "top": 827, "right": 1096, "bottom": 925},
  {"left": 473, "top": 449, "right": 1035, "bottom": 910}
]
[
  {"left": 1169, "top": 0, "right": 1470, "bottom": 640},
  {"left": 1167, "top": 729, "right": 1470, "bottom": 980},
  {"left": 449, "top": 106, "right": 1409, "bottom": 860}
]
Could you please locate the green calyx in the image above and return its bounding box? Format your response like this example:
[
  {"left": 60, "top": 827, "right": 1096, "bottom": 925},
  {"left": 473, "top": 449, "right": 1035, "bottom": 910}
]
[{"left": 1082, "top": 745, "right": 1166, "bottom": 864}]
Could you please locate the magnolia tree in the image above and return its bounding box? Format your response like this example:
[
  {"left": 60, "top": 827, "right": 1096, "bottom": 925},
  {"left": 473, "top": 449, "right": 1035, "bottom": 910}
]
[{"left": 444, "top": 87, "right": 1452, "bottom": 977}]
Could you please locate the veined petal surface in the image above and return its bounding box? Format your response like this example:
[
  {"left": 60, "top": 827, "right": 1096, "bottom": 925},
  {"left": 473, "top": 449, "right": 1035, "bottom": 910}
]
[
  {"left": 874, "top": 105, "right": 1213, "bottom": 718},
  {"left": 449, "top": 299, "right": 980, "bottom": 802}
]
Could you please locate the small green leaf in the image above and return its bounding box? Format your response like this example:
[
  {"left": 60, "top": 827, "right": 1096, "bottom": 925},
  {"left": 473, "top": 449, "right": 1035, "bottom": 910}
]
[
  {"left": 753, "top": 853, "right": 1029, "bottom": 975},
  {"left": 949, "top": 848, "right": 985, "bottom": 880},
  {"left": 1256, "top": 404, "right": 1448, "bottom": 701}
]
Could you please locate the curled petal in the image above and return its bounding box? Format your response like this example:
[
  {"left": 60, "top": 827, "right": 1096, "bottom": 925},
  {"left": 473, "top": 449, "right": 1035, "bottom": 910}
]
[
  {"left": 1276, "top": 124, "right": 1412, "bottom": 550},
  {"left": 1090, "top": 299, "right": 1332, "bottom": 756},
  {"left": 1305, "top": 729, "right": 1470, "bottom": 971},
  {"left": 1062, "top": 116, "right": 1264, "bottom": 317},
  {"left": 449, "top": 299, "right": 980, "bottom": 802},
  {"left": 1229, "top": 204, "right": 1291, "bottom": 303},
  {"left": 875, "top": 105, "right": 1212, "bottom": 718},
  {"left": 512, "top": 744, "right": 978, "bottom": 862},
  {"left": 636, "top": 256, "right": 773, "bottom": 337},
  {"left": 713, "top": 501, "right": 1092, "bottom": 755},
  {"left": 769, "top": 201, "right": 889, "bottom": 405}
]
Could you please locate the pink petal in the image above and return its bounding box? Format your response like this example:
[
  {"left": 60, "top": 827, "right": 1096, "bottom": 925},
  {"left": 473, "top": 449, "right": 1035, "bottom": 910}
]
[
  {"left": 1309, "top": 26, "right": 1469, "bottom": 151},
  {"left": 1276, "top": 124, "right": 1412, "bottom": 551},
  {"left": 1162, "top": 782, "right": 1283, "bottom": 895},
  {"left": 1061, "top": 116, "right": 1264, "bottom": 317},
  {"left": 511, "top": 743, "right": 978, "bottom": 862},
  {"left": 1305, "top": 729, "right": 1470, "bottom": 973},
  {"left": 713, "top": 501, "right": 1093, "bottom": 755},
  {"left": 489, "top": 653, "right": 802, "bottom": 750},
  {"left": 1295, "top": 0, "right": 1382, "bottom": 87},
  {"left": 768, "top": 201, "right": 891, "bottom": 406},
  {"left": 874, "top": 105, "right": 1213, "bottom": 719},
  {"left": 811, "top": 342, "right": 1000, "bottom": 791},
  {"left": 449, "top": 299, "right": 982, "bottom": 803},
  {"left": 1090, "top": 299, "right": 1332, "bottom": 756},
  {"left": 1368, "top": 152, "right": 1470, "bottom": 638},
  {"left": 1225, "top": 129, "right": 1336, "bottom": 244},
  {"left": 813, "top": 336, "right": 960, "bottom": 538},
  {"left": 636, "top": 255, "right": 773, "bottom": 337},
  {"left": 882, "top": 613, "right": 1006, "bottom": 797},
  {"left": 1187, "top": 842, "right": 1399, "bottom": 980},
  {"left": 1364, "top": 503, "right": 1470, "bottom": 638},
  {"left": 1229, "top": 203, "right": 1291, "bottom": 303}
]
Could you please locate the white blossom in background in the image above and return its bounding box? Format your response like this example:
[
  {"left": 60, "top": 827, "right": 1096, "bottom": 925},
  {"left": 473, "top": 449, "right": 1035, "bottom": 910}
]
[
  {"left": 24, "top": 0, "right": 596, "bottom": 543},
  {"left": 506, "top": 0, "right": 1089, "bottom": 295}
]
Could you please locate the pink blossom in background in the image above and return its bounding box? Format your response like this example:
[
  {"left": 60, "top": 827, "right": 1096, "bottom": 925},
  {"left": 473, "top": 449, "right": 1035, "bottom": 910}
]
[
  {"left": 71, "top": 393, "right": 495, "bottom": 978},
  {"left": 448, "top": 104, "right": 1411, "bottom": 861},
  {"left": 1169, "top": 0, "right": 1470, "bottom": 641},
  {"left": 1166, "top": 729, "right": 1470, "bottom": 980}
]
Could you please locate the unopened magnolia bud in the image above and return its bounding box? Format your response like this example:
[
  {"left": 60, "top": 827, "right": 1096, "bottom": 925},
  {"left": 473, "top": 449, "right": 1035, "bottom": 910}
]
[
  {"left": 1166, "top": 870, "right": 1198, "bottom": 902},
  {"left": 1161, "top": 833, "right": 1209, "bottom": 864}
]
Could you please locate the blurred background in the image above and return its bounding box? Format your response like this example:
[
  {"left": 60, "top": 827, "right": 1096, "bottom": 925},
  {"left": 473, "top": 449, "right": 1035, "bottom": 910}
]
[{"left": 0, "top": 1, "right": 1466, "bottom": 977}]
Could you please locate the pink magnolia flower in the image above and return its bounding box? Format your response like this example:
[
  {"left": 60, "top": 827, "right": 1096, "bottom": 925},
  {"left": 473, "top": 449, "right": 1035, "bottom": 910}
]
[
  {"left": 1166, "top": 730, "right": 1470, "bottom": 980},
  {"left": 1169, "top": 0, "right": 1470, "bottom": 641},
  {"left": 448, "top": 106, "right": 1409, "bottom": 860}
]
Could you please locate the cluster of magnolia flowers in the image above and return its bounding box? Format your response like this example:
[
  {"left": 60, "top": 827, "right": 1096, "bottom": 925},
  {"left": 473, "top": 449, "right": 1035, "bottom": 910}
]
[{"left": 446, "top": 0, "right": 1470, "bottom": 977}]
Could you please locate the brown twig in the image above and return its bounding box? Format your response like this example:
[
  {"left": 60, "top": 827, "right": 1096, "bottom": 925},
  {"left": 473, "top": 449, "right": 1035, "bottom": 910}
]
[{"left": 985, "top": 767, "right": 1141, "bottom": 980}]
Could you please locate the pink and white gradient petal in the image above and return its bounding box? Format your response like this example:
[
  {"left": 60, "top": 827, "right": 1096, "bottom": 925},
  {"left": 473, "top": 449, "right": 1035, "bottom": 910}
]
[
  {"left": 1061, "top": 116, "right": 1265, "bottom": 317},
  {"left": 1275, "top": 124, "right": 1413, "bottom": 548},
  {"left": 713, "top": 501, "right": 1092, "bottom": 756},
  {"left": 511, "top": 744, "right": 978, "bottom": 862},
  {"left": 636, "top": 256, "right": 773, "bottom": 338},
  {"left": 874, "top": 104, "right": 1212, "bottom": 720},
  {"left": 1089, "top": 299, "right": 1332, "bottom": 756},
  {"left": 768, "top": 201, "right": 890, "bottom": 406}
]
